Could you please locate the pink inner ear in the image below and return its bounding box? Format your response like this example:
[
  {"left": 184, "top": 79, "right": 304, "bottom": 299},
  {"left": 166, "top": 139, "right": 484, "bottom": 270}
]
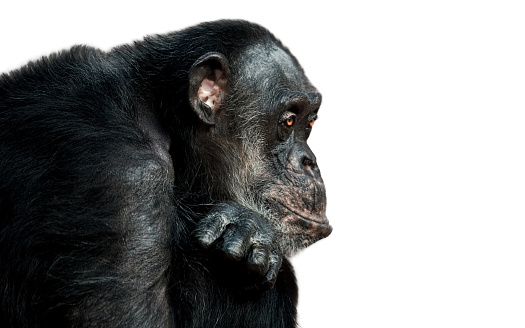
[
  {"left": 198, "top": 69, "right": 224, "bottom": 111},
  {"left": 201, "top": 78, "right": 214, "bottom": 92}
]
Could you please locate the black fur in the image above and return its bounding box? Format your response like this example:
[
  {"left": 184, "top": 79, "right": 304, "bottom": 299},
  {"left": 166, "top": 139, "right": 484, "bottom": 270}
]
[{"left": 0, "top": 20, "right": 330, "bottom": 327}]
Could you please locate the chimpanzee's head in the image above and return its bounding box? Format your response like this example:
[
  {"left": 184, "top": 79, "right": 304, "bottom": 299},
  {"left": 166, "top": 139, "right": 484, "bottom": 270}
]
[{"left": 185, "top": 25, "right": 332, "bottom": 255}]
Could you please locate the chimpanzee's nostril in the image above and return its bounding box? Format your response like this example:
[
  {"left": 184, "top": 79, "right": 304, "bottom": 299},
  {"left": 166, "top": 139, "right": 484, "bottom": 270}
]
[
  {"left": 301, "top": 156, "right": 320, "bottom": 179},
  {"left": 302, "top": 157, "right": 315, "bottom": 168}
]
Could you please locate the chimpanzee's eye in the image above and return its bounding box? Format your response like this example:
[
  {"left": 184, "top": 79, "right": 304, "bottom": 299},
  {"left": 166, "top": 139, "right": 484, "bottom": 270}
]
[
  {"left": 307, "top": 113, "right": 318, "bottom": 128},
  {"left": 282, "top": 113, "right": 296, "bottom": 127}
]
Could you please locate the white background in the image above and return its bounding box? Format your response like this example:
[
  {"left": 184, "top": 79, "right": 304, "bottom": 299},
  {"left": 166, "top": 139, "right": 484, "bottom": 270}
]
[{"left": 1, "top": 1, "right": 524, "bottom": 327}]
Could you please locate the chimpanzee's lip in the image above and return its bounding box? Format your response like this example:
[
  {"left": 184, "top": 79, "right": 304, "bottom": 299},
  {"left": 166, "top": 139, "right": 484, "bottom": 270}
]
[{"left": 277, "top": 202, "right": 330, "bottom": 226}]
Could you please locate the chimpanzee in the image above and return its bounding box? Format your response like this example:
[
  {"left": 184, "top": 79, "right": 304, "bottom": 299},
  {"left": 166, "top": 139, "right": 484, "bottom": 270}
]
[{"left": 0, "top": 20, "right": 332, "bottom": 327}]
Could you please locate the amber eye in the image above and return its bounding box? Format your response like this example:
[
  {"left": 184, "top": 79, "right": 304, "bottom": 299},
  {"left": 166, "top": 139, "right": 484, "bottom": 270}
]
[
  {"left": 308, "top": 119, "right": 315, "bottom": 127},
  {"left": 284, "top": 115, "right": 295, "bottom": 127}
]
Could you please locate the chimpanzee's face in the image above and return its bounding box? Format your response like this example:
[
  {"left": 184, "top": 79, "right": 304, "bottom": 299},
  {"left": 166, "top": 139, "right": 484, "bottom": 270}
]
[{"left": 190, "top": 44, "right": 332, "bottom": 254}]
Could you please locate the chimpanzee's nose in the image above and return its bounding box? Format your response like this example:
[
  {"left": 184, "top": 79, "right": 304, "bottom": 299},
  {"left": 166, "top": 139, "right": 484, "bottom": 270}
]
[
  {"left": 289, "top": 144, "right": 321, "bottom": 179},
  {"left": 301, "top": 151, "right": 320, "bottom": 178}
]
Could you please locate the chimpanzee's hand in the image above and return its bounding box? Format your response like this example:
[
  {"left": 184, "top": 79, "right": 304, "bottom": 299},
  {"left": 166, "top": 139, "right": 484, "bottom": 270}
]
[{"left": 193, "top": 202, "right": 283, "bottom": 291}]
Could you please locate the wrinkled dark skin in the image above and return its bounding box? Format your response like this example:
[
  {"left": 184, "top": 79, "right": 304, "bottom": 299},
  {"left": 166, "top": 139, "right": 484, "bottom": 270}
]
[
  {"left": 0, "top": 20, "right": 332, "bottom": 327},
  {"left": 194, "top": 202, "right": 283, "bottom": 291}
]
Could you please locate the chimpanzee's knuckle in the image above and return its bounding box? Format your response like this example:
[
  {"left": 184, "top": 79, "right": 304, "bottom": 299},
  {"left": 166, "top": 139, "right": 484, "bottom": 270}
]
[
  {"left": 222, "top": 239, "right": 245, "bottom": 260},
  {"left": 246, "top": 246, "right": 270, "bottom": 275}
]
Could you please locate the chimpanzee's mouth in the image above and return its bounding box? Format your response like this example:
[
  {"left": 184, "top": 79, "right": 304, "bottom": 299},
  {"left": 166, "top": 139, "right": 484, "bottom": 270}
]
[{"left": 277, "top": 202, "right": 330, "bottom": 226}]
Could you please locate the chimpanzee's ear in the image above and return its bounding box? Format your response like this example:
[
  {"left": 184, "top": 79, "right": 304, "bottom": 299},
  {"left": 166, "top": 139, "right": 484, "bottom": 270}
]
[{"left": 189, "top": 52, "right": 230, "bottom": 125}]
